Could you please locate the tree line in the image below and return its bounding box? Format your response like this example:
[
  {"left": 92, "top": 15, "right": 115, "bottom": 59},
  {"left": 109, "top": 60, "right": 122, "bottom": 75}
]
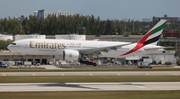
[{"left": 1, "top": 14, "right": 180, "bottom": 36}]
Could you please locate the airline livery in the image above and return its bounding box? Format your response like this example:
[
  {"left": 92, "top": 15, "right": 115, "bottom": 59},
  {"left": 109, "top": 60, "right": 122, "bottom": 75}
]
[
  {"left": 102, "top": 19, "right": 167, "bottom": 58},
  {"left": 7, "top": 20, "right": 167, "bottom": 66}
]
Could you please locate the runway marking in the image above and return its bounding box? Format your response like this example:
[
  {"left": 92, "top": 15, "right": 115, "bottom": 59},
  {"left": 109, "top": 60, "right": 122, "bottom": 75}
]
[
  {"left": 118, "top": 74, "right": 121, "bottom": 76},
  {"left": 146, "top": 73, "right": 149, "bottom": 75},
  {"left": 2, "top": 74, "right": 6, "bottom": 76},
  {"left": 32, "top": 74, "right": 35, "bottom": 76},
  {"left": 136, "top": 86, "right": 146, "bottom": 89},
  {"left": 148, "top": 87, "right": 157, "bottom": 90},
  {"left": 61, "top": 74, "right": 64, "bottom": 76},
  {"left": 174, "top": 73, "right": 178, "bottom": 76},
  {"left": 89, "top": 74, "right": 93, "bottom": 76}
]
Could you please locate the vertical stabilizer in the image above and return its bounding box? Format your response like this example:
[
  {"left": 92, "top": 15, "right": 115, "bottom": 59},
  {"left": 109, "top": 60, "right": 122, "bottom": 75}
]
[
  {"left": 138, "top": 19, "right": 167, "bottom": 46},
  {"left": 121, "top": 20, "right": 166, "bottom": 56}
]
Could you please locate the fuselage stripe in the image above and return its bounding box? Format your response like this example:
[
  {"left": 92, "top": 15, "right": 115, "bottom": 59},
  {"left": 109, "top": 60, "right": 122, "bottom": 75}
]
[
  {"left": 144, "top": 34, "right": 161, "bottom": 46},
  {"left": 120, "top": 21, "right": 166, "bottom": 56},
  {"left": 121, "top": 30, "right": 153, "bottom": 56}
]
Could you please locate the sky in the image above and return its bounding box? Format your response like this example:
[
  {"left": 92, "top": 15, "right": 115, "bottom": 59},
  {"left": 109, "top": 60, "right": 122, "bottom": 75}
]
[{"left": 0, "top": 0, "right": 180, "bottom": 20}]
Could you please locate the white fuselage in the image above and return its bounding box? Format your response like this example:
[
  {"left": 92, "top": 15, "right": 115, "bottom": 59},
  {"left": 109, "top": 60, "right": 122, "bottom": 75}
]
[
  {"left": 7, "top": 38, "right": 163, "bottom": 59},
  {"left": 7, "top": 38, "right": 129, "bottom": 55}
]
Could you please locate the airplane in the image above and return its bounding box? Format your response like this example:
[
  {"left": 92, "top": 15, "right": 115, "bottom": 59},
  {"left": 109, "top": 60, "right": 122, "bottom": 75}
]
[{"left": 7, "top": 19, "right": 166, "bottom": 66}]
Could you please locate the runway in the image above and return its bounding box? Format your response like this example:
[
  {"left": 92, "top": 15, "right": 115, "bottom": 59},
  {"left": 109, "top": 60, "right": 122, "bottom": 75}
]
[
  {"left": 0, "top": 71, "right": 180, "bottom": 76},
  {"left": 0, "top": 82, "right": 180, "bottom": 92},
  {"left": 1, "top": 71, "right": 179, "bottom": 92}
]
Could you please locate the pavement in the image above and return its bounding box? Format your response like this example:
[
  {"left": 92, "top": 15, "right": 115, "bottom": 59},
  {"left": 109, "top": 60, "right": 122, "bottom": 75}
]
[
  {"left": 0, "top": 82, "right": 180, "bottom": 92},
  {"left": 0, "top": 71, "right": 180, "bottom": 76}
]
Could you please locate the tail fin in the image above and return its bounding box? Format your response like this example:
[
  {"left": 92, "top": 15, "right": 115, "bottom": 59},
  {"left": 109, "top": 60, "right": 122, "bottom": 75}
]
[
  {"left": 138, "top": 19, "right": 167, "bottom": 46},
  {"left": 121, "top": 20, "right": 166, "bottom": 56}
]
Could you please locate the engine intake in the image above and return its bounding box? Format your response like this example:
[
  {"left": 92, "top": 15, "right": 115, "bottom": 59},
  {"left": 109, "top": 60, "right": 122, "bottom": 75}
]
[{"left": 63, "top": 50, "right": 79, "bottom": 62}]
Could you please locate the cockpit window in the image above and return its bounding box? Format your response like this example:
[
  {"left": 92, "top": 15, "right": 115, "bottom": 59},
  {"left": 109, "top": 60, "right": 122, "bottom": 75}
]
[{"left": 11, "top": 43, "right": 16, "bottom": 45}]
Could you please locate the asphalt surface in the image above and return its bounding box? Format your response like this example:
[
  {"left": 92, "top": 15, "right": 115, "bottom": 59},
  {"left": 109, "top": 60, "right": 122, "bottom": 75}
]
[
  {"left": 0, "top": 82, "right": 180, "bottom": 92},
  {"left": 0, "top": 71, "right": 180, "bottom": 76}
]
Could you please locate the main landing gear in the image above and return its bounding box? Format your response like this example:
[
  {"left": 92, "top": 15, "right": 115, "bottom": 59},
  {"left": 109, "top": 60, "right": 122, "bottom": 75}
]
[{"left": 79, "top": 60, "right": 97, "bottom": 66}]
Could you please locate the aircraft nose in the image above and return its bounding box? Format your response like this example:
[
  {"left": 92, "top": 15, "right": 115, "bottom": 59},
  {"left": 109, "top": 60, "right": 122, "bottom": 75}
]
[
  {"left": 7, "top": 44, "right": 10, "bottom": 50},
  {"left": 7, "top": 44, "right": 13, "bottom": 51}
]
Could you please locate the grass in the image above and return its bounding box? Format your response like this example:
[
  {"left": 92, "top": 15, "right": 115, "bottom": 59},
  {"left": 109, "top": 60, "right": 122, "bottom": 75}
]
[
  {"left": 0, "top": 91, "right": 180, "bottom": 99},
  {"left": 0, "top": 76, "right": 180, "bottom": 83}
]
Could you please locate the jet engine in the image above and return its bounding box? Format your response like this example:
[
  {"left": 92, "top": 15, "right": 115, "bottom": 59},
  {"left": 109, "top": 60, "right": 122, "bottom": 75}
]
[{"left": 63, "top": 50, "right": 80, "bottom": 62}]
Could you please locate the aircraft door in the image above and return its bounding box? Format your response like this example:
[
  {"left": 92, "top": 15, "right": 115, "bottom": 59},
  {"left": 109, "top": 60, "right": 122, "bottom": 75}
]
[{"left": 24, "top": 42, "right": 28, "bottom": 49}]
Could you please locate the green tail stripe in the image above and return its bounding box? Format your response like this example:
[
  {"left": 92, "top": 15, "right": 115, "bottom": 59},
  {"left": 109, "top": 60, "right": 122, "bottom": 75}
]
[{"left": 151, "top": 22, "right": 166, "bottom": 35}]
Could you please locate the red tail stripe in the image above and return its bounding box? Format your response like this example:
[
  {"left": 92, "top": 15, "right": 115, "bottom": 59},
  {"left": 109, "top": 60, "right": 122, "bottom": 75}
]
[
  {"left": 121, "top": 30, "right": 153, "bottom": 56},
  {"left": 138, "top": 30, "right": 153, "bottom": 45}
]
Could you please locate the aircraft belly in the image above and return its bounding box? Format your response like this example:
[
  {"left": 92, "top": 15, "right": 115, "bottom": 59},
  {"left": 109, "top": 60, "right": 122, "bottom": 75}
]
[{"left": 101, "top": 50, "right": 125, "bottom": 58}]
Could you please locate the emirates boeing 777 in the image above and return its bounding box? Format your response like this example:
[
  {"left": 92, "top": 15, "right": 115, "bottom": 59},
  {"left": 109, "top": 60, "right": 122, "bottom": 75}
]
[{"left": 7, "top": 20, "right": 166, "bottom": 66}]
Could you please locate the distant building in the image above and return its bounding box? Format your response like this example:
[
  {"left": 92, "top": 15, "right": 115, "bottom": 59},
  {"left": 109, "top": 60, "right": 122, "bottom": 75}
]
[
  {"left": 0, "top": 34, "right": 13, "bottom": 40},
  {"left": 34, "top": 9, "right": 72, "bottom": 19},
  {"left": 142, "top": 18, "right": 151, "bottom": 22},
  {"left": 163, "top": 32, "right": 180, "bottom": 37},
  {"left": 55, "top": 34, "right": 86, "bottom": 40},
  {"left": 15, "top": 34, "right": 45, "bottom": 41},
  {"left": 153, "top": 14, "right": 179, "bottom": 23},
  {"left": 34, "top": 11, "right": 38, "bottom": 17}
]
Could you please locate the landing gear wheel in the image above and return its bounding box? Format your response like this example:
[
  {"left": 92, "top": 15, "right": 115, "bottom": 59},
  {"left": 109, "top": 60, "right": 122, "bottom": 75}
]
[{"left": 93, "top": 63, "right": 97, "bottom": 66}]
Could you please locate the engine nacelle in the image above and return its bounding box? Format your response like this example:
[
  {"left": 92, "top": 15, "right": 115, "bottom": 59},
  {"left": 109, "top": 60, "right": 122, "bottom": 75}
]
[{"left": 63, "top": 50, "right": 79, "bottom": 62}]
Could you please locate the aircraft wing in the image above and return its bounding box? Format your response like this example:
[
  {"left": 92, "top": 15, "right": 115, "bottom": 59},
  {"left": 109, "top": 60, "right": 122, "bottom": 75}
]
[{"left": 79, "top": 43, "right": 131, "bottom": 55}]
